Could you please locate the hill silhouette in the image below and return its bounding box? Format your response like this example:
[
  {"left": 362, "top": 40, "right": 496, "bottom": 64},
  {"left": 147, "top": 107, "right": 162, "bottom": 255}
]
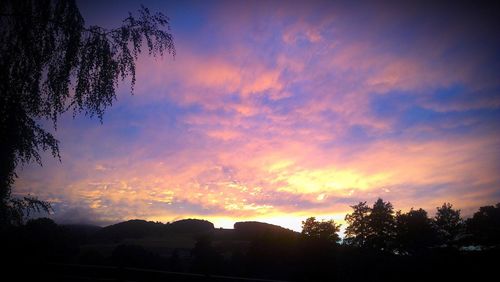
[
  {"left": 92, "top": 220, "right": 164, "bottom": 243},
  {"left": 167, "top": 218, "right": 214, "bottom": 234},
  {"left": 90, "top": 218, "right": 215, "bottom": 243},
  {"left": 3, "top": 201, "right": 500, "bottom": 281},
  {"left": 234, "top": 221, "right": 298, "bottom": 240},
  {"left": 90, "top": 219, "right": 295, "bottom": 244}
]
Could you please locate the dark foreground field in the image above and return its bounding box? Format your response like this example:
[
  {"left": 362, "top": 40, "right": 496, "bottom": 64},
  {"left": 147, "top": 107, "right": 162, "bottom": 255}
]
[{"left": 2, "top": 213, "right": 500, "bottom": 282}]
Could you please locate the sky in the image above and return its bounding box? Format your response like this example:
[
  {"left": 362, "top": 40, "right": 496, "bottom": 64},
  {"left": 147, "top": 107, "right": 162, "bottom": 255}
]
[{"left": 15, "top": 0, "right": 500, "bottom": 231}]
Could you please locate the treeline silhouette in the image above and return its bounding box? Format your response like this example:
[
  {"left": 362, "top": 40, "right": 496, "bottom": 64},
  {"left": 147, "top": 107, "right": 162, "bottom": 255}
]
[{"left": 1, "top": 200, "right": 499, "bottom": 281}]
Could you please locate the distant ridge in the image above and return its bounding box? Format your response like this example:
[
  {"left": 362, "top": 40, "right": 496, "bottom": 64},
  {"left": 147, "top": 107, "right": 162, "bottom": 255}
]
[
  {"left": 167, "top": 218, "right": 214, "bottom": 233},
  {"left": 92, "top": 219, "right": 164, "bottom": 242},
  {"left": 91, "top": 218, "right": 215, "bottom": 243},
  {"left": 234, "top": 221, "right": 299, "bottom": 239}
]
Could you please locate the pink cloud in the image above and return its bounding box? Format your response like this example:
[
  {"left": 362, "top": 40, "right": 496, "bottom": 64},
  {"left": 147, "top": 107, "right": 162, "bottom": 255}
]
[{"left": 14, "top": 1, "right": 500, "bottom": 230}]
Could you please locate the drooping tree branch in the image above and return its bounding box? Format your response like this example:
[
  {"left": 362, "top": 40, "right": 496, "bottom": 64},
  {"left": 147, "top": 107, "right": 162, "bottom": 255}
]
[{"left": 0, "top": 0, "right": 175, "bottom": 225}]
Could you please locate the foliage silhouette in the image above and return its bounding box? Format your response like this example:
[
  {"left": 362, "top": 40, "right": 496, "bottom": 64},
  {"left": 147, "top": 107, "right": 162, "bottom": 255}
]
[
  {"left": 434, "top": 202, "right": 464, "bottom": 246},
  {"left": 301, "top": 216, "right": 341, "bottom": 244},
  {"left": 0, "top": 0, "right": 174, "bottom": 226},
  {"left": 297, "top": 217, "right": 341, "bottom": 281},
  {"left": 395, "top": 208, "right": 438, "bottom": 254},
  {"left": 345, "top": 198, "right": 397, "bottom": 251},
  {"left": 466, "top": 203, "right": 500, "bottom": 246},
  {"left": 2, "top": 195, "right": 52, "bottom": 226},
  {"left": 2, "top": 200, "right": 500, "bottom": 281},
  {"left": 344, "top": 201, "right": 371, "bottom": 247},
  {"left": 367, "top": 198, "right": 397, "bottom": 251}
]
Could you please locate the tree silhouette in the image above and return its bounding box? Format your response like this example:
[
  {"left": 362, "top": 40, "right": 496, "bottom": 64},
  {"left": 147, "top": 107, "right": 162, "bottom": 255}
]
[
  {"left": 301, "top": 217, "right": 341, "bottom": 244},
  {"left": 395, "top": 208, "right": 437, "bottom": 254},
  {"left": 2, "top": 195, "right": 52, "bottom": 226},
  {"left": 345, "top": 199, "right": 396, "bottom": 251},
  {"left": 344, "top": 201, "right": 371, "bottom": 247},
  {"left": 367, "top": 198, "right": 396, "bottom": 251},
  {"left": 0, "top": 0, "right": 174, "bottom": 225},
  {"left": 466, "top": 203, "right": 500, "bottom": 246},
  {"left": 298, "top": 217, "right": 340, "bottom": 280},
  {"left": 434, "top": 203, "right": 464, "bottom": 246}
]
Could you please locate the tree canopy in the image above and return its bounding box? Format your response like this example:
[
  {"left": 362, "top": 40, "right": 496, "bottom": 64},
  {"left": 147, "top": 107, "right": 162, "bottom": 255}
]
[
  {"left": 344, "top": 198, "right": 396, "bottom": 251},
  {"left": 368, "top": 198, "right": 396, "bottom": 251},
  {"left": 395, "top": 208, "right": 437, "bottom": 254},
  {"left": 344, "top": 201, "right": 371, "bottom": 247},
  {"left": 466, "top": 203, "right": 500, "bottom": 246},
  {"left": 301, "top": 217, "right": 341, "bottom": 244},
  {"left": 434, "top": 202, "right": 464, "bottom": 245},
  {"left": 0, "top": 0, "right": 174, "bottom": 225}
]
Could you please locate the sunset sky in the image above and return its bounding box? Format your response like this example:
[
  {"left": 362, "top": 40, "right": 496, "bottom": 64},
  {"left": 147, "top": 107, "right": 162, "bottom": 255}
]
[{"left": 15, "top": 0, "right": 500, "bottom": 231}]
